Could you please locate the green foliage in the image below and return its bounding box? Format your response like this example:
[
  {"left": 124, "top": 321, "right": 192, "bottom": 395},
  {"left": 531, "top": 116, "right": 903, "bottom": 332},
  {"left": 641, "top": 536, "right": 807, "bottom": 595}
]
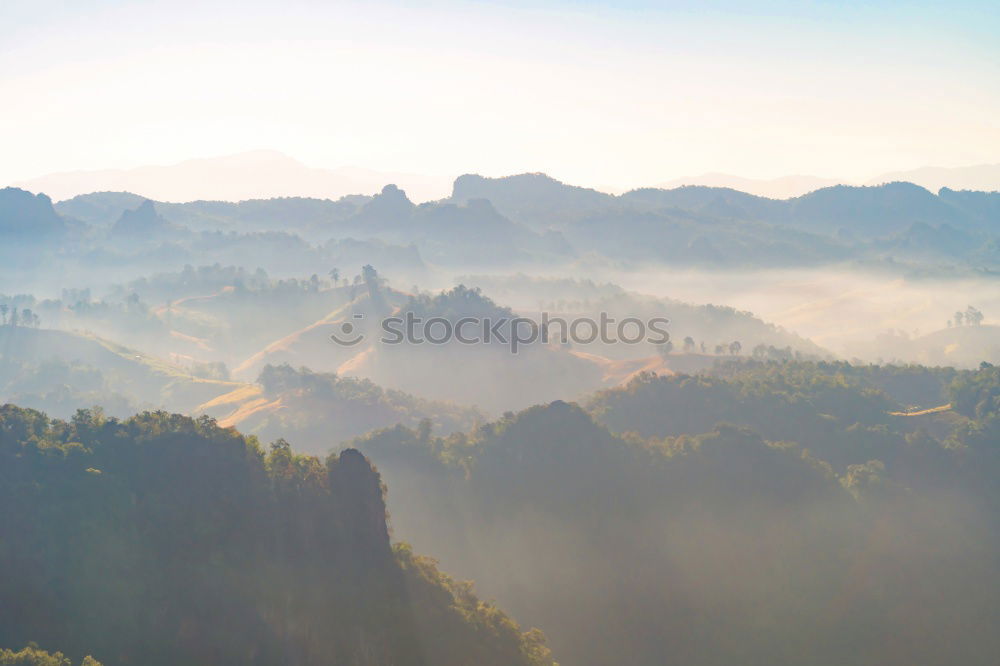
[
  {"left": 947, "top": 364, "right": 1000, "bottom": 448},
  {"left": 395, "top": 544, "right": 555, "bottom": 666},
  {"left": 0, "top": 646, "right": 100, "bottom": 666},
  {"left": 0, "top": 357, "right": 139, "bottom": 418},
  {"left": 949, "top": 363, "right": 1000, "bottom": 421},
  {"left": 587, "top": 362, "right": 901, "bottom": 469},
  {"left": 350, "top": 386, "right": 1000, "bottom": 666},
  {"left": 0, "top": 404, "right": 552, "bottom": 666},
  {"left": 401, "top": 284, "right": 514, "bottom": 322},
  {"left": 250, "top": 364, "right": 481, "bottom": 451}
]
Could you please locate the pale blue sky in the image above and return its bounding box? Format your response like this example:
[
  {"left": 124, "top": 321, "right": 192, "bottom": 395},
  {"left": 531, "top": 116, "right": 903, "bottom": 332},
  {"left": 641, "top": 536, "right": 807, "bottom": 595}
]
[{"left": 2, "top": 0, "right": 998, "bottom": 189}]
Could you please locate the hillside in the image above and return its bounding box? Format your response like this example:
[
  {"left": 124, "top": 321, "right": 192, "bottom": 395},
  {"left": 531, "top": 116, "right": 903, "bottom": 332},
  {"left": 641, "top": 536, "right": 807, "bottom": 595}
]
[
  {"left": 656, "top": 173, "right": 844, "bottom": 198},
  {"left": 0, "top": 187, "right": 69, "bottom": 238},
  {"left": 234, "top": 285, "right": 656, "bottom": 413},
  {"left": 198, "top": 364, "right": 483, "bottom": 455},
  {"left": 350, "top": 378, "right": 1000, "bottom": 666},
  {"left": 0, "top": 327, "right": 238, "bottom": 416},
  {"left": 6, "top": 174, "right": 999, "bottom": 298},
  {"left": 903, "top": 324, "right": 1000, "bottom": 366},
  {"left": 447, "top": 175, "right": 1000, "bottom": 264},
  {"left": 7, "top": 5, "right": 1000, "bottom": 666},
  {"left": 0, "top": 405, "right": 554, "bottom": 666},
  {"left": 858, "top": 324, "right": 1000, "bottom": 368}
]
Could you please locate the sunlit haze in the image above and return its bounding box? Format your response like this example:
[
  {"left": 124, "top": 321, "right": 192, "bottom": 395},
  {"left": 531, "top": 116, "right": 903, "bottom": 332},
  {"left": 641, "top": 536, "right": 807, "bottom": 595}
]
[
  {"left": 3, "top": 0, "right": 999, "bottom": 193},
  {"left": 2, "top": 3, "right": 1000, "bottom": 666}
]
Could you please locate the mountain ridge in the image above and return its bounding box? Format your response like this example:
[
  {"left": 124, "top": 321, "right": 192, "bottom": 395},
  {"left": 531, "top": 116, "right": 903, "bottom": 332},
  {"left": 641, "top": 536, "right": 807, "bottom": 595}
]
[{"left": 14, "top": 151, "right": 1000, "bottom": 206}]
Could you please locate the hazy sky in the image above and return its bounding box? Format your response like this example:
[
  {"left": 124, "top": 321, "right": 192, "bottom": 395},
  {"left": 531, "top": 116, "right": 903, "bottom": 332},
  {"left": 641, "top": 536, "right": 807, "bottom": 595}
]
[{"left": 2, "top": 0, "right": 998, "bottom": 190}]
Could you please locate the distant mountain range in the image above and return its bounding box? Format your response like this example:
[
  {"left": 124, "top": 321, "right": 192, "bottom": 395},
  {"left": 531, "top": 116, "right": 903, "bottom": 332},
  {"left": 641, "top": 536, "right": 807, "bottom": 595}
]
[
  {"left": 13, "top": 150, "right": 452, "bottom": 203},
  {"left": 656, "top": 173, "right": 845, "bottom": 199},
  {"left": 4, "top": 166, "right": 998, "bottom": 281},
  {"left": 11, "top": 151, "right": 1000, "bottom": 204},
  {"left": 867, "top": 164, "right": 1000, "bottom": 193},
  {"left": 660, "top": 164, "right": 1000, "bottom": 199},
  {"left": 452, "top": 172, "right": 1000, "bottom": 239}
]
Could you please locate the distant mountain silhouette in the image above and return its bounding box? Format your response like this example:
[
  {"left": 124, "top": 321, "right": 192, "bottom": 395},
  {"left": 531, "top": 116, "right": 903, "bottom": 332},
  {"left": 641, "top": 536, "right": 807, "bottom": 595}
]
[
  {"left": 0, "top": 187, "right": 68, "bottom": 237},
  {"left": 14, "top": 155, "right": 1000, "bottom": 205},
  {"left": 867, "top": 164, "right": 1000, "bottom": 193},
  {"left": 110, "top": 199, "right": 183, "bottom": 238},
  {"left": 14, "top": 150, "right": 451, "bottom": 203},
  {"left": 619, "top": 185, "right": 785, "bottom": 219},
  {"left": 658, "top": 165, "right": 1000, "bottom": 198},
  {"left": 451, "top": 173, "right": 616, "bottom": 230},
  {"left": 657, "top": 173, "right": 845, "bottom": 199},
  {"left": 449, "top": 174, "right": 998, "bottom": 241},
  {"left": 11, "top": 171, "right": 1000, "bottom": 271},
  {"left": 328, "top": 183, "right": 572, "bottom": 264},
  {"left": 354, "top": 183, "right": 416, "bottom": 225},
  {"left": 55, "top": 191, "right": 147, "bottom": 226},
  {"left": 787, "top": 182, "right": 969, "bottom": 236}
]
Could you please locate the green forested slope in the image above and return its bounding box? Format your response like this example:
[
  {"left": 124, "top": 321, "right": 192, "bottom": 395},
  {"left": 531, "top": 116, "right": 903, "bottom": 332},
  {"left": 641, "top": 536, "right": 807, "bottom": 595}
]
[{"left": 0, "top": 406, "right": 553, "bottom": 666}]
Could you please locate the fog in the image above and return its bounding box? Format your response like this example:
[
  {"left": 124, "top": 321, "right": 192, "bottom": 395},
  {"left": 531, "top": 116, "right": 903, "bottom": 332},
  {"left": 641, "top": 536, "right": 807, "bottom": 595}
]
[
  {"left": 354, "top": 403, "right": 1000, "bottom": 666},
  {"left": 2, "top": 172, "right": 999, "bottom": 666},
  {"left": 444, "top": 265, "right": 1000, "bottom": 366},
  {"left": 607, "top": 266, "right": 1000, "bottom": 362}
]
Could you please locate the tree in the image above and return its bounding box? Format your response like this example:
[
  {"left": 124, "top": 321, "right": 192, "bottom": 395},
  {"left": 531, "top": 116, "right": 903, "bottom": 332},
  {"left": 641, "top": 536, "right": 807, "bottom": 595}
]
[
  {"left": 329, "top": 268, "right": 340, "bottom": 285},
  {"left": 965, "top": 306, "right": 984, "bottom": 326},
  {"left": 954, "top": 311, "right": 965, "bottom": 327},
  {"left": 715, "top": 344, "right": 726, "bottom": 355},
  {"left": 683, "top": 336, "right": 696, "bottom": 353},
  {"left": 729, "top": 341, "right": 742, "bottom": 355},
  {"left": 362, "top": 264, "right": 380, "bottom": 288},
  {"left": 657, "top": 340, "right": 674, "bottom": 358},
  {"left": 0, "top": 303, "right": 7, "bottom": 325},
  {"left": 362, "top": 264, "right": 390, "bottom": 310}
]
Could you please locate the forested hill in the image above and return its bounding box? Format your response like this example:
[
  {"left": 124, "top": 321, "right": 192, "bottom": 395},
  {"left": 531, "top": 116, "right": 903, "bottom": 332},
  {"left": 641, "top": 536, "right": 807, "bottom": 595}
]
[
  {"left": 452, "top": 173, "right": 1000, "bottom": 237},
  {"left": 347, "top": 362, "right": 1000, "bottom": 666},
  {"left": 0, "top": 405, "right": 554, "bottom": 666},
  {"left": 7, "top": 174, "right": 996, "bottom": 280}
]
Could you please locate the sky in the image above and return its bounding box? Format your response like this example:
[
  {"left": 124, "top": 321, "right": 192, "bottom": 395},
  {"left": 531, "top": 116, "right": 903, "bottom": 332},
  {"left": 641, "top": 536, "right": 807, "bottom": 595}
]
[{"left": 1, "top": 0, "right": 998, "bottom": 191}]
